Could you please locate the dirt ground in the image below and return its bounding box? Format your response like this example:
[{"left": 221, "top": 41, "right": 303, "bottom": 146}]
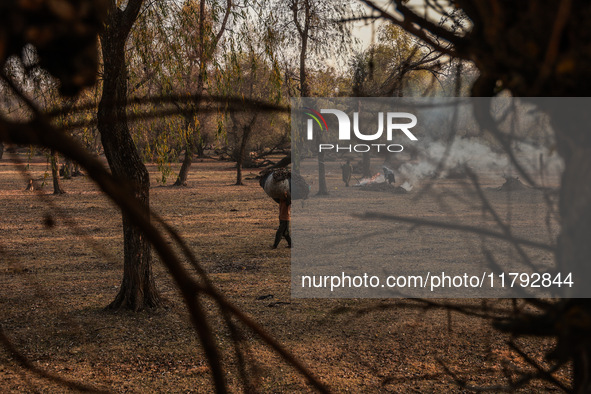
[
  {"left": 293, "top": 159, "right": 560, "bottom": 298},
  {"left": 0, "top": 154, "right": 570, "bottom": 393}
]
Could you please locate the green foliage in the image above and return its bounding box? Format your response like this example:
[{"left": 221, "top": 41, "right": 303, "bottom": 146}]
[
  {"left": 154, "top": 130, "right": 175, "bottom": 184},
  {"left": 125, "top": 0, "right": 245, "bottom": 174},
  {"left": 350, "top": 24, "right": 444, "bottom": 97}
]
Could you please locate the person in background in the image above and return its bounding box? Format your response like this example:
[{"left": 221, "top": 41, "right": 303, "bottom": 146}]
[
  {"left": 341, "top": 159, "right": 353, "bottom": 187},
  {"left": 273, "top": 191, "right": 291, "bottom": 249},
  {"left": 383, "top": 166, "right": 395, "bottom": 185}
]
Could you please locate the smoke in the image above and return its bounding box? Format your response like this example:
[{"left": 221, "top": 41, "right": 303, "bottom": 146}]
[{"left": 401, "top": 181, "right": 413, "bottom": 191}]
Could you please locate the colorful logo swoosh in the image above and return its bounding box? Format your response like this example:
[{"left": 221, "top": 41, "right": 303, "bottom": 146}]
[{"left": 303, "top": 107, "right": 328, "bottom": 132}]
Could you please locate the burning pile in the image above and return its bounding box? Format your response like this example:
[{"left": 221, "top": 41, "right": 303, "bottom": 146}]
[
  {"left": 357, "top": 173, "right": 384, "bottom": 186},
  {"left": 355, "top": 173, "right": 409, "bottom": 194}
]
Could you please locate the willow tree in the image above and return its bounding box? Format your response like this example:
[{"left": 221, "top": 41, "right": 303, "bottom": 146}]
[
  {"left": 169, "top": 0, "right": 234, "bottom": 186},
  {"left": 269, "top": 0, "right": 358, "bottom": 194},
  {"left": 215, "top": 42, "right": 284, "bottom": 185},
  {"left": 128, "top": 0, "right": 234, "bottom": 186},
  {"left": 349, "top": 24, "right": 447, "bottom": 176},
  {"left": 97, "top": 0, "right": 160, "bottom": 310}
]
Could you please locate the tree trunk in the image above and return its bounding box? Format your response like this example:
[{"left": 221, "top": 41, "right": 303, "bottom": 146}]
[
  {"left": 174, "top": 150, "right": 192, "bottom": 186},
  {"left": 298, "top": 0, "right": 310, "bottom": 97},
  {"left": 317, "top": 150, "right": 328, "bottom": 195},
  {"left": 235, "top": 128, "right": 250, "bottom": 186},
  {"left": 235, "top": 158, "right": 243, "bottom": 186},
  {"left": 173, "top": 0, "right": 210, "bottom": 187},
  {"left": 235, "top": 115, "right": 256, "bottom": 186},
  {"left": 97, "top": 1, "right": 160, "bottom": 311},
  {"left": 174, "top": 115, "right": 193, "bottom": 187},
  {"left": 362, "top": 151, "right": 372, "bottom": 178},
  {"left": 62, "top": 157, "right": 72, "bottom": 179},
  {"left": 50, "top": 149, "right": 65, "bottom": 194},
  {"left": 195, "top": 137, "right": 205, "bottom": 158},
  {"left": 299, "top": 34, "right": 309, "bottom": 97},
  {"left": 235, "top": 141, "right": 245, "bottom": 186},
  {"left": 0, "top": 141, "right": 4, "bottom": 160}
]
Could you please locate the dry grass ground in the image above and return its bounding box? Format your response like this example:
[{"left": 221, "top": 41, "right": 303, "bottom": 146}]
[
  {"left": 293, "top": 159, "right": 559, "bottom": 298},
  {"left": 0, "top": 155, "right": 570, "bottom": 392}
]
